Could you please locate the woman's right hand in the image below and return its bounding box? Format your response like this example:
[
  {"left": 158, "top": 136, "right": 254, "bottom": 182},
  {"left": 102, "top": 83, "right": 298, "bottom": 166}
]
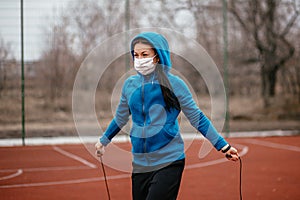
[{"left": 95, "top": 141, "right": 105, "bottom": 157}]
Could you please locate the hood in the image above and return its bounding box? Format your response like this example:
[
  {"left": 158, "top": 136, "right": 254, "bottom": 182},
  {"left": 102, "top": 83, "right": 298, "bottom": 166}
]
[{"left": 130, "top": 32, "right": 172, "bottom": 71}]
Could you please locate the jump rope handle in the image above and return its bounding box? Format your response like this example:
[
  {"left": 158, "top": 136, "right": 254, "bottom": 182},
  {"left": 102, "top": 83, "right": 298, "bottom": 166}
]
[{"left": 225, "top": 153, "right": 232, "bottom": 159}]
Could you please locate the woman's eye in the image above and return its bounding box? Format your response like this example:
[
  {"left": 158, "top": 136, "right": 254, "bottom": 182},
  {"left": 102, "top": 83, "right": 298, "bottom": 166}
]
[{"left": 133, "top": 53, "right": 150, "bottom": 58}]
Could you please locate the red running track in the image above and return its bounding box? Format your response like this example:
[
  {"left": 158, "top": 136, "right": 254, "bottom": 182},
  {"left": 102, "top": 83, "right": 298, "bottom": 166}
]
[{"left": 0, "top": 136, "right": 300, "bottom": 200}]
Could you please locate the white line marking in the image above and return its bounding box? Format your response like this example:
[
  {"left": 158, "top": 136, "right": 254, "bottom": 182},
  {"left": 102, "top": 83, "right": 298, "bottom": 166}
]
[
  {"left": 0, "top": 174, "right": 130, "bottom": 189},
  {"left": 1, "top": 130, "right": 298, "bottom": 147},
  {"left": 0, "top": 144, "right": 249, "bottom": 188},
  {"left": 0, "top": 166, "right": 91, "bottom": 173},
  {"left": 53, "top": 146, "right": 97, "bottom": 168},
  {"left": 245, "top": 139, "right": 300, "bottom": 152},
  {"left": 0, "top": 169, "right": 23, "bottom": 181},
  {"left": 186, "top": 144, "right": 249, "bottom": 169}
]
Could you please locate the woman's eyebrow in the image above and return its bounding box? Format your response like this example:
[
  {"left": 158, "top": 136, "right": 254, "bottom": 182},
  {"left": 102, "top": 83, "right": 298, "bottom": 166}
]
[{"left": 134, "top": 50, "right": 151, "bottom": 54}]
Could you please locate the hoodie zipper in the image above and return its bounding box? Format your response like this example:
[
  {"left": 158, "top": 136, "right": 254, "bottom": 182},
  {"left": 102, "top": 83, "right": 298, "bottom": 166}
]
[
  {"left": 141, "top": 78, "right": 146, "bottom": 153},
  {"left": 141, "top": 74, "right": 156, "bottom": 165},
  {"left": 141, "top": 74, "right": 154, "bottom": 153},
  {"left": 141, "top": 77, "right": 151, "bottom": 166}
]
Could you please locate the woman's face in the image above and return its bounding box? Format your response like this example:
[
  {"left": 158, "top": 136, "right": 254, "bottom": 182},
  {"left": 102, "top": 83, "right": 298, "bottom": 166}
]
[{"left": 133, "top": 42, "right": 159, "bottom": 63}]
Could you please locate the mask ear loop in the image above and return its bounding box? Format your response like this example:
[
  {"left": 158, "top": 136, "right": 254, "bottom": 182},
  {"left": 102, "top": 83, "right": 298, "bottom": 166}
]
[
  {"left": 152, "top": 54, "right": 159, "bottom": 64},
  {"left": 151, "top": 55, "right": 155, "bottom": 62}
]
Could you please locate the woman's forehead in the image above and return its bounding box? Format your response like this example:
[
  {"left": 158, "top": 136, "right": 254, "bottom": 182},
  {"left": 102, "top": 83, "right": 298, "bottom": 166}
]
[{"left": 134, "top": 43, "right": 154, "bottom": 52}]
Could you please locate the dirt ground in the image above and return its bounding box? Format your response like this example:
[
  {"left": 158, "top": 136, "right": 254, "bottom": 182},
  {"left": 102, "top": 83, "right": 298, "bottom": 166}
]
[
  {"left": 1, "top": 95, "right": 299, "bottom": 138},
  {"left": 0, "top": 119, "right": 299, "bottom": 139}
]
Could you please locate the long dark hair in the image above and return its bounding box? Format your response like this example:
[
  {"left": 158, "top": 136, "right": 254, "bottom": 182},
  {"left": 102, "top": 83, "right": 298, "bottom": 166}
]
[{"left": 132, "top": 38, "right": 181, "bottom": 112}]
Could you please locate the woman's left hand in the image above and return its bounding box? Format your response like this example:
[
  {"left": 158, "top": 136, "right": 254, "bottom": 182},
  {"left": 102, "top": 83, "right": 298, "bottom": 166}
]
[{"left": 225, "top": 146, "right": 239, "bottom": 162}]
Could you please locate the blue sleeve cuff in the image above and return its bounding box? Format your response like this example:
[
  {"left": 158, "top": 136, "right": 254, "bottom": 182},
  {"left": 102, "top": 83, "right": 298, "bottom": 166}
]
[
  {"left": 100, "top": 135, "right": 111, "bottom": 146},
  {"left": 214, "top": 136, "right": 228, "bottom": 151},
  {"left": 200, "top": 121, "right": 228, "bottom": 151}
]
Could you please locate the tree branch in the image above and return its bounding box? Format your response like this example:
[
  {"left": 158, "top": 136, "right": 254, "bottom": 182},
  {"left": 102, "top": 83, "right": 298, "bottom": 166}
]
[
  {"left": 228, "top": 0, "right": 250, "bottom": 32},
  {"left": 280, "top": 9, "right": 299, "bottom": 37},
  {"left": 276, "top": 35, "right": 295, "bottom": 68}
]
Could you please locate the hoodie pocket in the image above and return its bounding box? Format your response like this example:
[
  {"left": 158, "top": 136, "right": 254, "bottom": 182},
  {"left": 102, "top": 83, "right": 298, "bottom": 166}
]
[
  {"left": 130, "top": 135, "right": 144, "bottom": 153},
  {"left": 162, "top": 123, "right": 179, "bottom": 138},
  {"left": 146, "top": 125, "right": 178, "bottom": 152}
]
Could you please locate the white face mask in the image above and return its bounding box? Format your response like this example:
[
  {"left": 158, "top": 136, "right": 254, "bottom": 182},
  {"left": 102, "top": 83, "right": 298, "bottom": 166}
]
[{"left": 134, "top": 55, "right": 157, "bottom": 75}]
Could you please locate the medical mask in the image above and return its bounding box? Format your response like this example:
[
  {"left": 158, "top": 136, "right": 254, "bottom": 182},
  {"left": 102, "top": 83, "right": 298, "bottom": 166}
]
[{"left": 134, "top": 55, "right": 157, "bottom": 75}]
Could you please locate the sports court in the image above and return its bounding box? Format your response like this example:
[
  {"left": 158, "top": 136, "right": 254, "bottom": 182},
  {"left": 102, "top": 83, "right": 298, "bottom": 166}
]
[
  {"left": 1, "top": 1, "right": 299, "bottom": 200},
  {"left": 1, "top": 133, "right": 299, "bottom": 200}
]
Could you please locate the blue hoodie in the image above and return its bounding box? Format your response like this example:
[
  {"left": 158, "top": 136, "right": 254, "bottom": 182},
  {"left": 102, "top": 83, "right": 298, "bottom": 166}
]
[{"left": 100, "top": 32, "right": 228, "bottom": 171}]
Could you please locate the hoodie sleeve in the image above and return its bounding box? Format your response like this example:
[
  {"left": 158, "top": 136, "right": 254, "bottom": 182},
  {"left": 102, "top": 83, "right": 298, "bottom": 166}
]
[
  {"left": 172, "top": 76, "right": 228, "bottom": 151},
  {"left": 100, "top": 80, "right": 131, "bottom": 146}
]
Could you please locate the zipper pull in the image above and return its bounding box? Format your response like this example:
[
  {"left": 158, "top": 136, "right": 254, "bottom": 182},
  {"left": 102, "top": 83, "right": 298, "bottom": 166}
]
[{"left": 151, "top": 73, "right": 155, "bottom": 85}]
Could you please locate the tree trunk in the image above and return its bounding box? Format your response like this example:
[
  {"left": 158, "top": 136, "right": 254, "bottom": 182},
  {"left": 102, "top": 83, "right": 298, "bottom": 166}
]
[{"left": 261, "top": 64, "right": 278, "bottom": 107}]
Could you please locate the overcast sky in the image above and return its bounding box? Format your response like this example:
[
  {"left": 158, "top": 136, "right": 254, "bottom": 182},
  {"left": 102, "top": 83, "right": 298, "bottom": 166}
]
[
  {"left": 0, "top": 0, "right": 209, "bottom": 61},
  {"left": 0, "top": 0, "right": 72, "bottom": 61}
]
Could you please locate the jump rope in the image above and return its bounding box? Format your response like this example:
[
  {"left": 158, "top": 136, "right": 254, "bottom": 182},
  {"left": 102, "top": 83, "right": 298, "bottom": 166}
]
[
  {"left": 99, "top": 154, "right": 243, "bottom": 200},
  {"left": 99, "top": 156, "right": 111, "bottom": 200},
  {"left": 238, "top": 157, "right": 243, "bottom": 200},
  {"left": 226, "top": 154, "right": 243, "bottom": 200}
]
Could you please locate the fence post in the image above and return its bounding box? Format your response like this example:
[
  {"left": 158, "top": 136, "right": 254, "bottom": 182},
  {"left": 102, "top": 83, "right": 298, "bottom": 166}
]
[{"left": 20, "top": 0, "right": 26, "bottom": 146}]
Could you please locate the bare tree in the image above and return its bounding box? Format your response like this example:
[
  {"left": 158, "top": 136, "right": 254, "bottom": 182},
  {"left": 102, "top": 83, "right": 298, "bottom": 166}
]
[
  {"left": 67, "top": 0, "right": 125, "bottom": 57},
  {"left": 0, "top": 36, "right": 15, "bottom": 97},
  {"left": 39, "top": 15, "right": 77, "bottom": 109},
  {"left": 138, "top": 0, "right": 224, "bottom": 93},
  {"left": 39, "top": 0, "right": 127, "bottom": 110},
  {"left": 141, "top": 0, "right": 224, "bottom": 57},
  {"left": 229, "top": 0, "right": 299, "bottom": 106}
]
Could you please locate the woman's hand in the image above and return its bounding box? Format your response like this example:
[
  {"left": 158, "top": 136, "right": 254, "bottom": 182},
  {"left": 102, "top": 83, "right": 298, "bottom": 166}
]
[
  {"left": 225, "top": 146, "right": 239, "bottom": 162},
  {"left": 221, "top": 144, "right": 239, "bottom": 162},
  {"left": 95, "top": 142, "right": 105, "bottom": 157}
]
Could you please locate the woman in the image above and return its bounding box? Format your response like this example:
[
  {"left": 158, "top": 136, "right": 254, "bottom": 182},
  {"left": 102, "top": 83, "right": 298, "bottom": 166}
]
[{"left": 95, "top": 32, "right": 239, "bottom": 200}]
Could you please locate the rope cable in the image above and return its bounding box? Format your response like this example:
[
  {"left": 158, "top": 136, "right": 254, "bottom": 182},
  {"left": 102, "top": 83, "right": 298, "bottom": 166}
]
[
  {"left": 239, "top": 157, "right": 243, "bottom": 200},
  {"left": 99, "top": 156, "right": 111, "bottom": 200}
]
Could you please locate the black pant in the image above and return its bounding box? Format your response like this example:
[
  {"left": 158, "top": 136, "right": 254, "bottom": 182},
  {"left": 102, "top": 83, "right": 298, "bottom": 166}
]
[{"left": 132, "top": 159, "right": 185, "bottom": 200}]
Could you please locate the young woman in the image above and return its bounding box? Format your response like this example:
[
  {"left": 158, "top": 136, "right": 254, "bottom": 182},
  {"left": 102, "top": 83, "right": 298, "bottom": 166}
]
[{"left": 95, "top": 32, "right": 239, "bottom": 200}]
